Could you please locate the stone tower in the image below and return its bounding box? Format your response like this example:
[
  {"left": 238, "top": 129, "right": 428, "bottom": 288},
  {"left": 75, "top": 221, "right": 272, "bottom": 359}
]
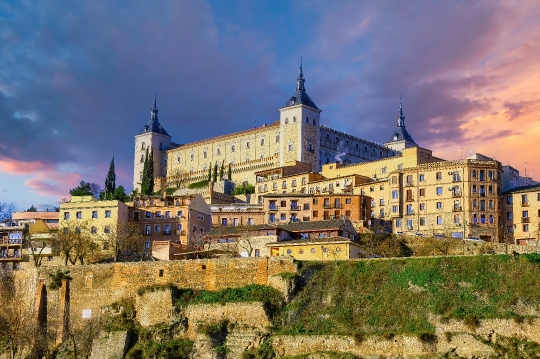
[
  {"left": 384, "top": 97, "right": 417, "bottom": 152},
  {"left": 133, "top": 93, "right": 171, "bottom": 191},
  {"left": 279, "top": 59, "right": 321, "bottom": 172}
]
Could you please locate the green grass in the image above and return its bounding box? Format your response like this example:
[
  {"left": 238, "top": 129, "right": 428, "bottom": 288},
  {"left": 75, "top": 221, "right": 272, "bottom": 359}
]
[
  {"left": 125, "top": 338, "right": 193, "bottom": 359},
  {"left": 278, "top": 255, "right": 540, "bottom": 336},
  {"left": 188, "top": 179, "right": 209, "bottom": 189}
]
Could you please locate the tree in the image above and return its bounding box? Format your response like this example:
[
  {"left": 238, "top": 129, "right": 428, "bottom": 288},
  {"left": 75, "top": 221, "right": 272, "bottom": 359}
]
[
  {"left": 141, "top": 148, "right": 154, "bottom": 195},
  {"left": 113, "top": 185, "right": 128, "bottom": 202},
  {"left": 207, "top": 162, "right": 212, "bottom": 182},
  {"left": 101, "top": 221, "right": 145, "bottom": 262},
  {"left": 56, "top": 220, "right": 101, "bottom": 265},
  {"left": 104, "top": 157, "right": 116, "bottom": 200},
  {"left": 26, "top": 205, "right": 37, "bottom": 212},
  {"left": 212, "top": 162, "right": 218, "bottom": 183},
  {"left": 69, "top": 181, "right": 101, "bottom": 198},
  {"left": 0, "top": 266, "right": 38, "bottom": 359},
  {"left": 0, "top": 202, "right": 16, "bottom": 222},
  {"left": 28, "top": 227, "right": 57, "bottom": 267},
  {"left": 227, "top": 163, "right": 232, "bottom": 181},
  {"left": 171, "top": 168, "right": 189, "bottom": 190},
  {"left": 219, "top": 160, "right": 224, "bottom": 181}
]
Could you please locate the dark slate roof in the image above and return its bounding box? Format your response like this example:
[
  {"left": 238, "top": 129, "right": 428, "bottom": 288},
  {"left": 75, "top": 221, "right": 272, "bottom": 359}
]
[
  {"left": 208, "top": 224, "right": 277, "bottom": 237},
  {"left": 138, "top": 94, "right": 171, "bottom": 137},
  {"left": 502, "top": 184, "right": 540, "bottom": 195},
  {"left": 385, "top": 100, "right": 416, "bottom": 144},
  {"left": 276, "top": 219, "right": 351, "bottom": 232},
  {"left": 281, "top": 61, "right": 319, "bottom": 111},
  {"left": 266, "top": 236, "right": 358, "bottom": 246}
]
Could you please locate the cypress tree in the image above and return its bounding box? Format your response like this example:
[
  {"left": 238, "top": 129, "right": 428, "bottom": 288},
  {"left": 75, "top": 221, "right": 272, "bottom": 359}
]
[
  {"left": 219, "top": 160, "right": 224, "bottom": 181},
  {"left": 227, "top": 163, "right": 232, "bottom": 180},
  {"left": 207, "top": 162, "right": 212, "bottom": 182},
  {"left": 141, "top": 148, "right": 151, "bottom": 195},
  {"left": 105, "top": 156, "right": 116, "bottom": 200},
  {"left": 212, "top": 162, "right": 218, "bottom": 182},
  {"left": 148, "top": 148, "right": 154, "bottom": 194}
]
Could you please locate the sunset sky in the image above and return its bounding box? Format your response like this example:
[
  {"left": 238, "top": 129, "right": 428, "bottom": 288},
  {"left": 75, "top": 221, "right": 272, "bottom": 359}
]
[{"left": 1, "top": 0, "right": 540, "bottom": 210}]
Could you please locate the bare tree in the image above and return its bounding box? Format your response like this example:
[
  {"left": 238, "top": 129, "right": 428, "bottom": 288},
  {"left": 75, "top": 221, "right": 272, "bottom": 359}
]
[
  {"left": 101, "top": 220, "right": 145, "bottom": 261},
  {"left": 56, "top": 220, "right": 101, "bottom": 265},
  {"left": 170, "top": 168, "right": 190, "bottom": 190},
  {"left": 28, "top": 227, "right": 57, "bottom": 267},
  {"left": 0, "top": 202, "right": 16, "bottom": 222},
  {"left": 0, "top": 267, "right": 38, "bottom": 359}
]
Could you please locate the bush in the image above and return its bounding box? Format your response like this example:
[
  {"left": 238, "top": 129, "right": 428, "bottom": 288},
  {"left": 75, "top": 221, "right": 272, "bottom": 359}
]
[
  {"left": 418, "top": 333, "right": 437, "bottom": 343},
  {"left": 48, "top": 270, "right": 72, "bottom": 290},
  {"left": 188, "top": 179, "right": 209, "bottom": 189},
  {"left": 136, "top": 283, "right": 177, "bottom": 296},
  {"left": 125, "top": 339, "right": 193, "bottom": 359},
  {"left": 242, "top": 339, "right": 275, "bottom": 359},
  {"left": 231, "top": 183, "right": 255, "bottom": 195}
]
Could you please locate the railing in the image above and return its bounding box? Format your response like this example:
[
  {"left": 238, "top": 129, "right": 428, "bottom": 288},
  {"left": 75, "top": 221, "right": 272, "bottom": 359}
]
[
  {"left": 522, "top": 201, "right": 529, "bottom": 207},
  {"left": 268, "top": 206, "right": 279, "bottom": 211},
  {"left": 452, "top": 206, "right": 462, "bottom": 212},
  {"left": 290, "top": 206, "right": 301, "bottom": 211},
  {"left": 162, "top": 231, "right": 172, "bottom": 235},
  {"left": 406, "top": 197, "right": 414, "bottom": 202},
  {"left": 523, "top": 217, "right": 530, "bottom": 223},
  {"left": 176, "top": 230, "right": 186, "bottom": 235},
  {"left": 405, "top": 182, "right": 414, "bottom": 187},
  {"left": 406, "top": 210, "right": 415, "bottom": 215},
  {"left": 452, "top": 177, "right": 461, "bottom": 182},
  {"left": 452, "top": 192, "right": 462, "bottom": 198}
]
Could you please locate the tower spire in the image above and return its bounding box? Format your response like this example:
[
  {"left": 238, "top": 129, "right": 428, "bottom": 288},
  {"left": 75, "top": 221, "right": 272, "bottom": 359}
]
[
  {"left": 296, "top": 56, "right": 305, "bottom": 91},
  {"left": 397, "top": 96, "right": 405, "bottom": 127},
  {"left": 150, "top": 92, "right": 158, "bottom": 120}
]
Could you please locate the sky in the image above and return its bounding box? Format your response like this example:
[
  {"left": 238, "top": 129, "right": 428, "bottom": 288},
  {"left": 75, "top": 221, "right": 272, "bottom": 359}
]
[{"left": 1, "top": 0, "right": 540, "bottom": 211}]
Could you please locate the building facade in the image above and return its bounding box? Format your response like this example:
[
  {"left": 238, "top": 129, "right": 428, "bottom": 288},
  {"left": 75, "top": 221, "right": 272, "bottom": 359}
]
[
  {"left": 502, "top": 184, "right": 540, "bottom": 245},
  {"left": 133, "top": 62, "right": 410, "bottom": 192}
]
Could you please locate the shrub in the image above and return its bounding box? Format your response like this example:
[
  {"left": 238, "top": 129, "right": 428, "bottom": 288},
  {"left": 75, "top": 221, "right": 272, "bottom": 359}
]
[
  {"left": 136, "top": 283, "right": 177, "bottom": 296},
  {"left": 418, "top": 333, "right": 437, "bottom": 343},
  {"left": 48, "top": 270, "right": 72, "bottom": 290},
  {"left": 125, "top": 339, "right": 193, "bottom": 359},
  {"left": 242, "top": 339, "right": 275, "bottom": 359},
  {"left": 188, "top": 180, "right": 209, "bottom": 189},
  {"left": 463, "top": 314, "right": 480, "bottom": 331},
  {"left": 231, "top": 184, "right": 255, "bottom": 195}
]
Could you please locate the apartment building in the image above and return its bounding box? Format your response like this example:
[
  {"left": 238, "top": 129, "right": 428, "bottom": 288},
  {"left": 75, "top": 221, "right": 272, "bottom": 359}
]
[
  {"left": 266, "top": 237, "right": 363, "bottom": 260},
  {"left": 264, "top": 193, "right": 313, "bottom": 223},
  {"left": 0, "top": 225, "right": 25, "bottom": 268},
  {"left": 210, "top": 204, "right": 264, "bottom": 227},
  {"left": 128, "top": 194, "right": 211, "bottom": 250},
  {"left": 502, "top": 184, "right": 540, "bottom": 245}
]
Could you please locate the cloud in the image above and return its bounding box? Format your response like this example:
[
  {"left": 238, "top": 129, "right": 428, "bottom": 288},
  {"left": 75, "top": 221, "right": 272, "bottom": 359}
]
[{"left": 503, "top": 100, "right": 540, "bottom": 121}]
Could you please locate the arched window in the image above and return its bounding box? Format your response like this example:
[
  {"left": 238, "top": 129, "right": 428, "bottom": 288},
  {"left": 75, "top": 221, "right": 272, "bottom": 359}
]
[
  {"left": 273, "top": 183, "right": 277, "bottom": 190},
  {"left": 203, "top": 150, "right": 207, "bottom": 158},
  {"left": 313, "top": 119, "right": 316, "bottom": 125},
  {"left": 285, "top": 118, "right": 289, "bottom": 124},
  {"left": 231, "top": 144, "right": 235, "bottom": 152},
  {"left": 246, "top": 157, "right": 250, "bottom": 162},
  {"left": 308, "top": 143, "right": 313, "bottom": 152},
  {"left": 306, "top": 117, "right": 309, "bottom": 123},
  {"left": 260, "top": 138, "right": 264, "bottom": 146},
  {"left": 246, "top": 141, "right": 250, "bottom": 149},
  {"left": 260, "top": 154, "right": 264, "bottom": 159},
  {"left": 141, "top": 142, "right": 146, "bottom": 150},
  {"left": 190, "top": 152, "right": 194, "bottom": 161},
  {"left": 217, "top": 146, "right": 221, "bottom": 155},
  {"left": 293, "top": 116, "right": 297, "bottom": 122},
  {"left": 177, "top": 156, "right": 181, "bottom": 163},
  {"left": 288, "top": 141, "right": 293, "bottom": 152},
  {"left": 276, "top": 134, "right": 280, "bottom": 143}
]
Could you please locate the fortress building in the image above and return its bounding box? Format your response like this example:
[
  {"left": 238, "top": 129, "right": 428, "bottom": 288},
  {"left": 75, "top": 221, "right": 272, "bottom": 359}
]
[{"left": 133, "top": 61, "right": 417, "bottom": 191}]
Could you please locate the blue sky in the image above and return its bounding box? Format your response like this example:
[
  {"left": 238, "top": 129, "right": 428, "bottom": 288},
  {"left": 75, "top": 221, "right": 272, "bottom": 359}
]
[{"left": 1, "top": 0, "right": 540, "bottom": 210}]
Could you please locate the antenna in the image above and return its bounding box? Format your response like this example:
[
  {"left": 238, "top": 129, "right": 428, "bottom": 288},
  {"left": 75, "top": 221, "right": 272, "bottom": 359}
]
[
  {"left": 525, "top": 162, "right": 527, "bottom": 177},
  {"left": 459, "top": 143, "right": 463, "bottom": 159},
  {"left": 531, "top": 170, "right": 536, "bottom": 179}
]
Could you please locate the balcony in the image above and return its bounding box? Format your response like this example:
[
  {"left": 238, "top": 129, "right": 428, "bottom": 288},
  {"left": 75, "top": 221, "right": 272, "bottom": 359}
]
[
  {"left": 290, "top": 205, "right": 301, "bottom": 211},
  {"left": 406, "top": 210, "right": 415, "bottom": 215},
  {"left": 480, "top": 192, "right": 486, "bottom": 197},
  {"left": 406, "top": 197, "right": 414, "bottom": 202},
  {"left": 452, "top": 177, "right": 461, "bottom": 183},
  {"left": 522, "top": 201, "right": 529, "bottom": 207},
  {"left": 522, "top": 217, "right": 530, "bottom": 223},
  {"left": 176, "top": 230, "right": 186, "bottom": 235},
  {"left": 452, "top": 192, "right": 462, "bottom": 198},
  {"left": 452, "top": 206, "right": 462, "bottom": 212},
  {"left": 268, "top": 206, "right": 279, "bottom": 211},
  {"left": 405, "top": 182, "right": 414, "bottom": 187},
  {"left": 323, "top": 204, "right": 332, "bottom": 209}
]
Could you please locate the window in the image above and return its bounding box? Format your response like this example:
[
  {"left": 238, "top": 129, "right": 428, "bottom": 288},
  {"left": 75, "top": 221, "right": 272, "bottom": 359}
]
[
  {"left": 437, "top": 216, "right": 443, "bottom": 225},
  {"left": 288, "top": 142, "right": 293, "bottom": 152},
  {"left": 524, "top": 224, "right": 529, "bottom": 232},
  {"left": 246, "top": 141, "right": 250, "bottom": 149},
  {"left": 381, "top": 167, "right": 387, "bottom": 174},
  {"left": 165, "top": 211, "right": 171, "bottom": 218},
  {"left": 64, "top": 212, "right": 70, "bottom": 220},
  {"left": 522, "top": 194, "right": 528, "bottom": 204},
  {"left": 420, "top": 217, "right": 426, "bottom": 226},
  {"left": 313, "top": 210, "right": 318, "bottom": 218},
  {"left": 473, "top": 199, "right": 477, "bottom": 208},
  {"left": 472, "top": 170, "right": 477, "bottom": 178},
  {"left": 392, "top": 190, "right": 399, "bottom": 199},
  {"left": 454, "top": 215, "right": 460, "bottom": 224},
  {"left": 507, "top": 196, "right": 512, "bottom": 204},
  {"left": 105, "top": 210, "right": 111, "bottom": 218},
  {"left": 480, "top": 200, "right": 486, "bottom": 211},
  {"left": 76, "top": 211, "right": 82, "bottom": 219},
  {"left": 155, "top": 225, "right": 161, "bottom": 232},
  {"left": 145, "top": 225, "right": 151, "bottom": 235},
  {"left": 379, "top": 198, "right": 385, "bottom": 206},
  {"left": 104, "top": 225, "right": 110, "bottom": 234},
  {"left": 91, "top": 226, "right": 97, "bottom": 234},
  {"left": 92, "top": 211, "right": 98, "bottom": 219},
  {"left": 396, "top": 219, "right": 402, "bottom": 227},
  {"left": 177, "top": 156, "right": 181, "bottom": 163},
  {"left": 379, "top": 209, "right": 385, "bottom": 218},
  {"left": 489, "top": 215, "right": 493, "bottom": 224},
  {"left": 346, "top": 198, "right": 351, "bottom": 204},
  {"left": 480, "top": 170, "right": 485, "bottom": 181},
  {"left": 75, "top": 227, "right": 81, "bottom": 234},
  {"left": 480, "top": 214, "right": 486, "bottom": 224},
  {"left": 280, "top": 213, "right": 286, "bottom": 221},
  {"left": 419, "top": 174, "right": 425, "bottom": 182},
  {"left": 419, "top": 188, "right": 425, "bottom": 197},
  {"left": 436, "top": 187, "right": 443, "bottom": 195},
  {"left": 393, "top": 205, "right": 399, "bottom": 213},
  {"left": 523, "top": 210, "right": 529, "bottom": 218},
  {"left": 407, "top": 219, "right": 413, "bottom": 229},
  {"left": 190, "top": 152, "right": 194, "bottom": 161},
  {"left": 473, "top": 214, "right": 478, "bottom": 223},
  {"left": 436, "top": 202, "right": 442, "bottom": 209},
  {"left": 420, "top": 203, "right": 425, "bottom": 211},
  {"left": 155, "top": 211, "right": 162, "bottom": 218},
  {"left": 63, "top": 228, "right": 68, "bottom": 234},
  {"left": 407, "top": 204, "right": 413, "bottom": 214},
  {"left": 380, "top": 185, "right": 384, "bottom": 191},
  {"left": 217, "top": 147, "right": 221, "bottom": 155},
  {"left": 370, "top": 186, "right": 374, "bottom": 192},
  {"left": 436, "top": 172, "right": 442, "bottom": 180}
]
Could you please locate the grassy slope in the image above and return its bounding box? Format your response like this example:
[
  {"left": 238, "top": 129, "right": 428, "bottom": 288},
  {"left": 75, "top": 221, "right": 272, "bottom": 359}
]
[{"left": 279, "top": 255, "right": 540, "bottom": 336}]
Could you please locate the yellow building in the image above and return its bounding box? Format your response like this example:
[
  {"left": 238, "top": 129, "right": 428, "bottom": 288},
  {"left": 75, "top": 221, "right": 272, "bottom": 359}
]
[
  {"left": 502, "top": 184, "right": 540, "bottom": 245},
  {"left": 266, "top": 237, "right": 363, "bottom": 260},
  {"left": 59, "top": 195, "right": 130, "bottom": 252}
]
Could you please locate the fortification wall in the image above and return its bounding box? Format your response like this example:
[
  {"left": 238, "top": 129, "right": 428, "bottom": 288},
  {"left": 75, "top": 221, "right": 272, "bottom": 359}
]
[{"left": 24, "top": 257, "right": 295, "bottom": 332}]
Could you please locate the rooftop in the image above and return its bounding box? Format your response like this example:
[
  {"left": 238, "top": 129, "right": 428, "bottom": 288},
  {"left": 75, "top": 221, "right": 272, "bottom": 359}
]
[
  {"left": 266, "top": 236, "right": 358, "bottom": 246},
  {"left": 276, "top": 218, "right": 352, "bottom": 232}
]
